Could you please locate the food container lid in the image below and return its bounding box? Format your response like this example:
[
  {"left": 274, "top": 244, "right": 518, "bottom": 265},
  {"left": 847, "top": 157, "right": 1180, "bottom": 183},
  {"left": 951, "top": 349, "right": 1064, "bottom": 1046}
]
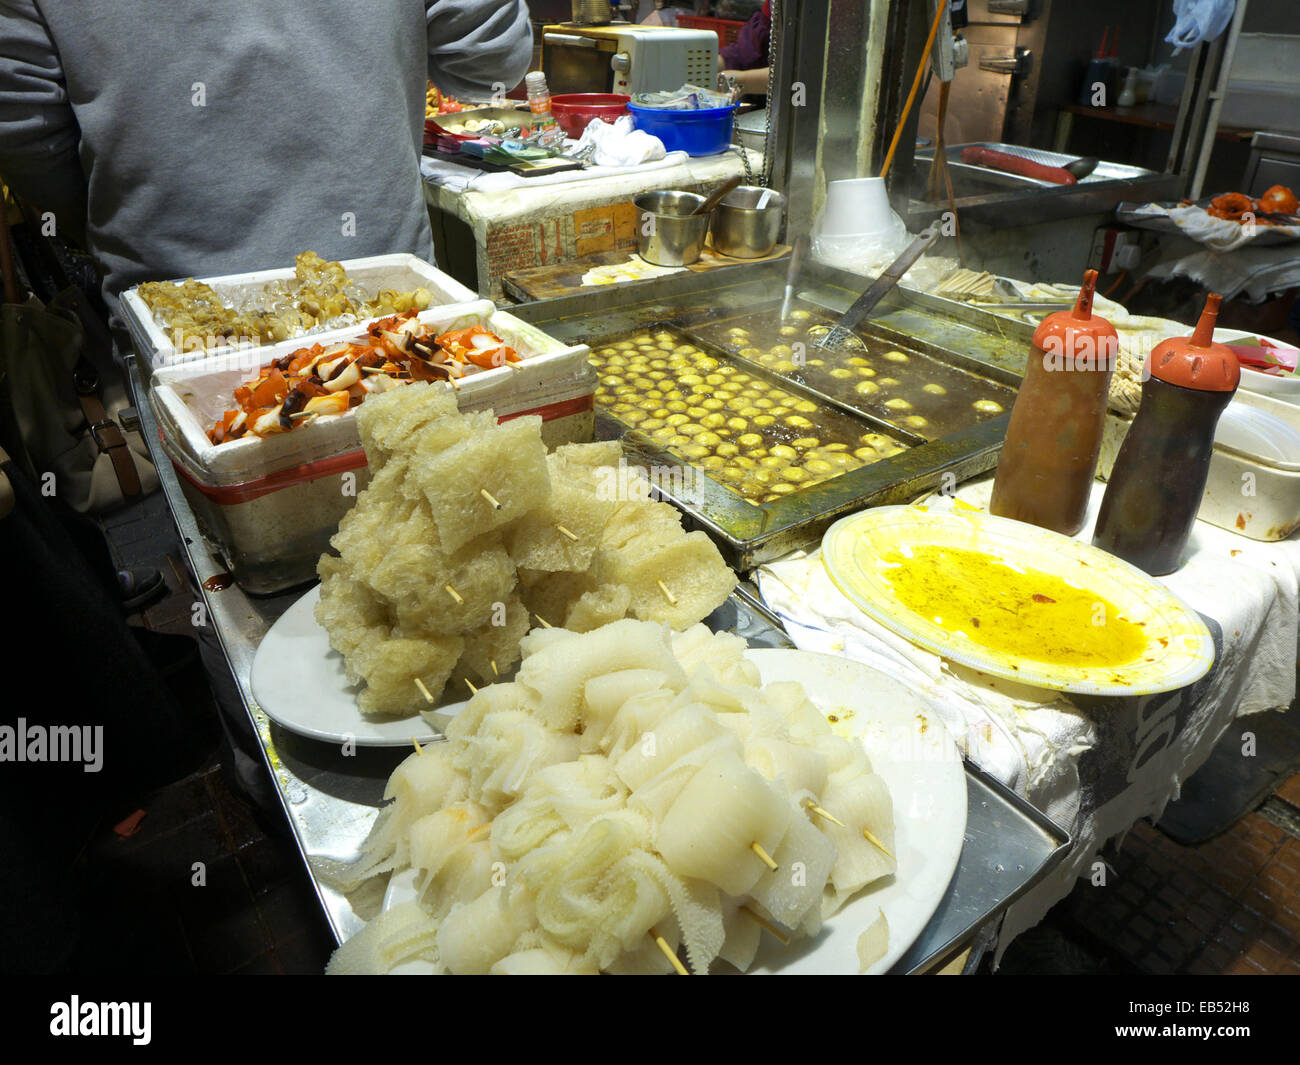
[
  {"left": 1149, "top": 293, "right": 1240, "bottom": 392},
  {"left": 1032, "top": 269, "right": 1118, "bottom": 363}
]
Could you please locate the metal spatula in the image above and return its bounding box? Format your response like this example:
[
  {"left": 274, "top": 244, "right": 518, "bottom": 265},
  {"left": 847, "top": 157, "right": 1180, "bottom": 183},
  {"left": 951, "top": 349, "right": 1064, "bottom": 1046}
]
[{"left": 813, "top": 221, "right": 942, "bottom": 352}]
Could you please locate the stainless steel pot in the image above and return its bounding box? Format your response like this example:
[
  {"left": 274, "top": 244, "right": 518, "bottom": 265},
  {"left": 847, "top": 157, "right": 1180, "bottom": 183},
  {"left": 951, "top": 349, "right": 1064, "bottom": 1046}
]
[
  {"left": 633, "top": 190, "right": 710, "bottom": 267},
  {"left": 571, "top": 0, "right": 611, "bottom": 25},
  {"left": 711, "top": 186, "right": 786, "bottom": 258}
]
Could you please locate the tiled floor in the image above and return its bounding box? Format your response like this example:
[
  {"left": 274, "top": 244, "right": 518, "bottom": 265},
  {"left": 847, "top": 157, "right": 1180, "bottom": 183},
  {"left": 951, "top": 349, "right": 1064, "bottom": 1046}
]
[
  {"left": 78, "top": 489, "right": 1300, "bottom": 976},
  {"left": 999, "top": 780, "right": 1300, "bottom": 976}
]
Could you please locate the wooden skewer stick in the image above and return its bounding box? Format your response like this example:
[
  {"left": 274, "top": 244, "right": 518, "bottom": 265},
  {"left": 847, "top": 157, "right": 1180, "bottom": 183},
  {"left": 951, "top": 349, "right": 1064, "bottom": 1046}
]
[
  {"left": 413, "top": 677, "right": 435, "bottom": 704},
  {"left": 556, "top": 524, "right": 579, "bottom": 543},
  {"left": 657, "top": 579, "right": 677, "bottom": 606},
  {"left": 490, "top": 659, "right": 500, "bottom": 677},
  {"left": 649, "top": 931, "right": 689, "bottom": 976},
  {"left": 740, "top": 905, "right": 790, "bottom": 945},
  {"left": 862, "top": 828, "right": 894, "bottom": 860},
  {"left": 359, "top": 364, "right": 392, "bottom": 374},
  {"left": 465, "top": 678, "right": 478, "bottom": 696},
  {"left": 751, "top": 842, "right": 779, "bottom": 871},
  {"left": 412, "top": 341, "right": 435, "bottom": 357},
  {"left": 412, "top": 737, "right": 424, "bottom": 754},
  {"left": 534, "top": 613, "right": 553, "bottom": 629},
  {"left": 805, "top": 800, "right": 845, "bottom": 828},
  {"left": 444, "top": 583, "right": 464, "bottom": 604},
  {"left": 480, "top": 488, "right": 503, "bottom": 510}
]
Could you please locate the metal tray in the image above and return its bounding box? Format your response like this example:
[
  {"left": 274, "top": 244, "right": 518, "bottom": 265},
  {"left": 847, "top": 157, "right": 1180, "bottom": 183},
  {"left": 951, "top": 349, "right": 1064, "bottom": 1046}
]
[
  {"left": 589, "top": 314, "right": 1009, "bottom": 571},
  {"left": 916, "top": 142, "right": 1156, "bottom": 190}
]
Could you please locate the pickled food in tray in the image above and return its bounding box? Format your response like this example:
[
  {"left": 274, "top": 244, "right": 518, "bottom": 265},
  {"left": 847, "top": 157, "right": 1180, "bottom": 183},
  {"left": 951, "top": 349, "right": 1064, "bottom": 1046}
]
[
  {"left": 589, "top": 330, "right": 906, "bottom": 505},
  {"left": 693, "top": 312, "right": 1016, "bottom": 441}
]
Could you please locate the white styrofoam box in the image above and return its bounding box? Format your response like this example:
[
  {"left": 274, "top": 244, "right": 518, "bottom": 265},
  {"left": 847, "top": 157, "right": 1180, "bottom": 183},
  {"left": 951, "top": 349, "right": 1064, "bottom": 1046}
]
[
  {"left": 149, "top": 307, "right": 596, "bottom": 593},
  {"left": 1229, "top": 35, "right": 1300, "bottom": 87},
  {"left": 1100, "top": 389, "right": 1300, "bottom": 543},
  {"left": 122, "top": 253, "right": 482, "bottom": 371},
  {"left": 1220, "top": 81, "right": 1300, "bottom": 135}
]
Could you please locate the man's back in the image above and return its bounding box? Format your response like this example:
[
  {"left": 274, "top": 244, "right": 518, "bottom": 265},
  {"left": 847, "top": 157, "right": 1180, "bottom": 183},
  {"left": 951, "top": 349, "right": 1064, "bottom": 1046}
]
[{"left": 0, "top": 0, "right": 531, "bottom": 309}]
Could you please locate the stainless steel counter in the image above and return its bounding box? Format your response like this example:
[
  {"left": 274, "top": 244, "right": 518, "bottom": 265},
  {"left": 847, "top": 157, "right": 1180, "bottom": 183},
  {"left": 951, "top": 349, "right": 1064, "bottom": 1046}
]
[{"left": 128, "top": 283, "right": 1070, "bottom": 971}]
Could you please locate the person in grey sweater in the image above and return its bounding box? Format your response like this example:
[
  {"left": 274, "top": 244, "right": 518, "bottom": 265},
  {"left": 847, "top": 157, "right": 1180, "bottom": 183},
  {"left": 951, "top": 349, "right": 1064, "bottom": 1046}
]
[{"left": 0, "top": 0, "right": 532, "bottom": 313}]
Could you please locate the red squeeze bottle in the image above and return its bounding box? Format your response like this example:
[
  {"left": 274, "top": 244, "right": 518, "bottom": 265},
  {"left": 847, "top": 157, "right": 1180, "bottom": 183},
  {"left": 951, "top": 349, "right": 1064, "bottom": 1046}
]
[
  {"left": 1093, "top": 293, "right": 1239, "bottom": 575},
  {"left": 989, "top": 269, "right": 1118, "bottom": 535}
]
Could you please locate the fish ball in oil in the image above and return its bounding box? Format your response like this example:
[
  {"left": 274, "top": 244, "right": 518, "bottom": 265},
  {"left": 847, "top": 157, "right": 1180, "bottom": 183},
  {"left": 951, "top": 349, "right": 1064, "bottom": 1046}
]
[
  {"left": 884, "top": 398, "right": 912, "bottom": 411},
  {"left": 973, "top": 399, "right": 1004, "bottom": 413},
  {"left": 883, "top": 350, "right": 909, "bottom": 362},
  {"left": 904, "top": 415, "right": 928, "bottom": 429},
  {"left": 790, "top": 309, "right": 811, "bottom": 320},
  {"left": 922, "top": 383, "right": 946, "bottom": 395},
  {"left": 855, "top": 381, "right": 880, "bottom": 395}
]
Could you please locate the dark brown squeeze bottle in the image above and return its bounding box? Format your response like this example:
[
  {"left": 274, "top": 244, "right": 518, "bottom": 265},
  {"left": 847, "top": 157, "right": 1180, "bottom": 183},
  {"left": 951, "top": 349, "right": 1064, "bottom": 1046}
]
[
  {"left": 1092, "top": 293, "right": 1239, "bottom": 575},
  {"left": 989, "top": 269, "right": 1118, "bottom": 535}
]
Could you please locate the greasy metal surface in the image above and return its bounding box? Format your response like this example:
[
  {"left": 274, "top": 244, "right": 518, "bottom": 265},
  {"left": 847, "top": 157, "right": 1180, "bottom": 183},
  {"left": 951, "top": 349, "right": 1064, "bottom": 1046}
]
[
  {"left": 916, "top": 143, "right": 1156, "bottom": 190},
  {"left": 890, "top": 759, "right": 1072, "bottom": 975},
  {"left": 903, "top": 170, "right": 1180, "bottom": 231}
]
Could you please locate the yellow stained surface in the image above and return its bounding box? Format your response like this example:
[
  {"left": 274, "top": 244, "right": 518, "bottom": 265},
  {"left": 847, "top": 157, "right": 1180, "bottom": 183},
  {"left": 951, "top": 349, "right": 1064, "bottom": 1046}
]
[{"left": 876, "top": 545, "right": 1148, "bottom": 667}]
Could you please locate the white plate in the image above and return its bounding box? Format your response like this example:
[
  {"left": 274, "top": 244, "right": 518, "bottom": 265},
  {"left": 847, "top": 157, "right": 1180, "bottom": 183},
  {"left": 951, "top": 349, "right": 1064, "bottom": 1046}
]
[
  {"left": 381, "top": 647, "right": 966, "bottom": 974},
  {"left": 822, "top": 506, "right": 1215, "bottom": 696},
  {"left": 249, "top": 586, "right": 459, "bottom": 747}
]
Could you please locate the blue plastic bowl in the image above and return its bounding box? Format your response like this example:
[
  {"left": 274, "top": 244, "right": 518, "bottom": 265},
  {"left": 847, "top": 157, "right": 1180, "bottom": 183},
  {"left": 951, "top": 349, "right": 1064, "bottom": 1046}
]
[{"left": 627, "top": 103, "right": 737, "bottom": 157}]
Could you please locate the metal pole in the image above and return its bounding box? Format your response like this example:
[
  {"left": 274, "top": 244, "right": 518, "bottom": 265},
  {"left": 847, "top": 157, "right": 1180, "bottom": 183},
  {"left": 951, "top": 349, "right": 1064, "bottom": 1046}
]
[{"left": 1189, "top": 0, "right": 1249, "bottom": 200}]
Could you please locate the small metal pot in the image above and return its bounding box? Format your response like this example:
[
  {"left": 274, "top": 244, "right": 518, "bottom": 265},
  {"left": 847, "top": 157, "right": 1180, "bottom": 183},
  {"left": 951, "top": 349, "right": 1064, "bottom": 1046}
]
[
  {"left": 711, "top": 186, "right": 787, "bottom": 258},
  {"left": 634, "top": 190, "right": 710, "bottom": 267}
]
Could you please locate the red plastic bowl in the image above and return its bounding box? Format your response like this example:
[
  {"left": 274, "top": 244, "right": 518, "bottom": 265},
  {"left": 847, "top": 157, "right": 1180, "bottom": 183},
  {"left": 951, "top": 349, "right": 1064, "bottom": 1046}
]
[{"left": 549, "top": 93, "right": 631, "bottom": 139}]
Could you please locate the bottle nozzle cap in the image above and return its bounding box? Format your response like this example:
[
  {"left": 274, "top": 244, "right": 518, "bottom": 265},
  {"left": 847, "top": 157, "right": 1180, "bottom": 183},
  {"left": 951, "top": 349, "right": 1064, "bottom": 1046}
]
[{"left": 1148, "top": 292, "right": 1240, "bottom": 391}]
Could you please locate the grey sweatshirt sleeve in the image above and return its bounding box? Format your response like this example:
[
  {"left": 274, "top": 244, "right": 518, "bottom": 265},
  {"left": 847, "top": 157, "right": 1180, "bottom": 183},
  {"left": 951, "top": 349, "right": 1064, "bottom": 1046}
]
[
  {"left": 0, "top": 0, "right": 86, "bottom": 228},
  {"left": 425, "top": 0, "right": 533, "bottom": 101}
]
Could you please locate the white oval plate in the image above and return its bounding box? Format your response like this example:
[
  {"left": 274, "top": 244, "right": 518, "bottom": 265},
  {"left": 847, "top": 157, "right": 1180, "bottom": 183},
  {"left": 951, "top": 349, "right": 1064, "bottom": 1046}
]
[
  {"left": 381, "top": 647, "right": 966, "bottom": 975},
  {"left": 822, "top": 506, "right": 1215, "bottom": 696},
  {"left": 249, "top": 586, "right": 460, "bottom": 747}
]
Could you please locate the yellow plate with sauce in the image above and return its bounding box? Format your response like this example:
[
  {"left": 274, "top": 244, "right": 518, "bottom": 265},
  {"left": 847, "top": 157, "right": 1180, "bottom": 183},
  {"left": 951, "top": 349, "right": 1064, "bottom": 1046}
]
[{"left": 821, "top": 506, "right": 1215, "bottom": 696}]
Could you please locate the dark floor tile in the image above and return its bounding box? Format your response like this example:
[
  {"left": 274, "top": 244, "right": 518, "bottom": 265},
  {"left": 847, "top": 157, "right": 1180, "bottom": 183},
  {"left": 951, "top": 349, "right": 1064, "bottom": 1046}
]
[
  {"left": 187, "top": 905, "right": 273, "bottom": 974},
  {"left": 237, "top": 837, "right": 297, "bottom": 895},
  {"left": 274, "top": 931, "right": 334, "bottom": 975},
  {"left": 231, "top": 951, "right": 283, "bottom": 975}
]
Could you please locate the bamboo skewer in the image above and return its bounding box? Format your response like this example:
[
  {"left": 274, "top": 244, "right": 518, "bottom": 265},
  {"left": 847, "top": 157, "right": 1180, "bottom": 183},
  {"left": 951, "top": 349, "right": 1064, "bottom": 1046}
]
[
  {"left": 490, "top": 659, "right": 500, "bottom": 677},
  {"left": 556, "top": 524, "right": 579, "bottom": 543},
  {"left": 649, "top": 931, "right": 689, "bottom": 975},
  {"left": 880, "top": 0, "right": 948, "bottom": 180},
  {"left": 480, "top": 488, "right": 503, "bottom": 510},
  {"left": 413, "top": 677, "right": 435, "bottom": 704},
  {"left": 412, "top": 737, "right": 424, "bottom": 754},
  {"left": 863, "top": 827, "right": 894, "bottom": 860},
  {"left": 750, "top": 842, "right": 779, "bottom": 871},
  {"left": 444, "top": 583, "right": 464, "bottom": 604},
  {"left": 740, "top": 906, "right": 791, "bottom": 945},
  {"left": 657, "top": 579, "right": 677, "bottom": 606},
  {"left": 534, "top": 613, "right": 553, "bottom": 628},
  {"left": 465, "top": 678, "right": 478, "bottom": 696},
  {"left": 805, "top": 800, "right": 845, "bottom": 828}
]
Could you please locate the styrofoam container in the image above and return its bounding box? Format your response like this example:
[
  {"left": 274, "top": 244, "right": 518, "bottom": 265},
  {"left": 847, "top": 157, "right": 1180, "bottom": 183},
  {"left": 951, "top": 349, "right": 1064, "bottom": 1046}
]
[
  {"left": 150, "top": 307, "right": 597, "bottom": 594},
  {"left": 122, "top": 253, "right": 483, "bottom": 372},
  {"left": 1099, "top": 389, "right": 1300, "bottom": 543}
]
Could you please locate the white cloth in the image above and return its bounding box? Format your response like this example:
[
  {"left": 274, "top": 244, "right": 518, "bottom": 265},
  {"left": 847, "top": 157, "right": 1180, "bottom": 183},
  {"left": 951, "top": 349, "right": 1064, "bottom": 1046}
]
[
  {"left": 1125, "top": 203, "right": 1300, "bottom": 253},
  {"left": 1146, "top": 244, "right": 1300, "bottom": 304},
  {"left": 755, "top": 476, "right": 1300, "bottom": 958},
  {"left": 575, "top": 114, "right": 667, "bottom": 168},
  {"left": 419, "top": 148, "right": 689, "bottom": 194}
]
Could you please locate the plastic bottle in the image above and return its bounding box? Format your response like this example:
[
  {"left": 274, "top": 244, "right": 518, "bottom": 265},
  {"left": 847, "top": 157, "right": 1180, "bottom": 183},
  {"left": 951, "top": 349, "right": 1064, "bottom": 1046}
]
[
  {"left": 988, "top": 269, "right": 1118, "bottom": 536},
  {"left": 1092, "top": 293, "right": 1239, "bottom": 575},
  {"left": 524, "top": 71, "right": 554, "bottom": 126}
]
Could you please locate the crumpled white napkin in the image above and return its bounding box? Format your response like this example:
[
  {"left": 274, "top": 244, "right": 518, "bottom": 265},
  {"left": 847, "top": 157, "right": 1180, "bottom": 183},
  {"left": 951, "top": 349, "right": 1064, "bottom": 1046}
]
[{"left": 576, "top": 114, "right": 667, "bottom": 167}]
